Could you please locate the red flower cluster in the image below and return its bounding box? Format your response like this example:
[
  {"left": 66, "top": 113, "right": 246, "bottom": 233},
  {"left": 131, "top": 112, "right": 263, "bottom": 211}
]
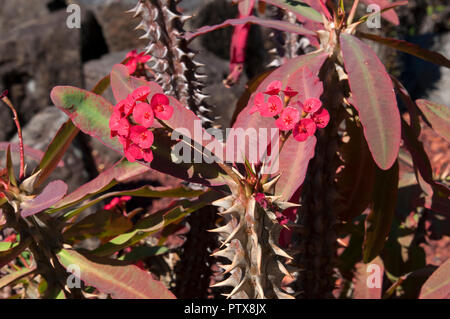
[
  {"left": 249, "top": 80, "right": 330, "bottom": 142},
  {"left": 125, "top": 50, "right": 151, "bottom": 75},
  {"left": 109, "top": 86, "right": 174, "bottom": 163},
  {"left": 104, "top": 196, "right": 132, "bottom": 210}
]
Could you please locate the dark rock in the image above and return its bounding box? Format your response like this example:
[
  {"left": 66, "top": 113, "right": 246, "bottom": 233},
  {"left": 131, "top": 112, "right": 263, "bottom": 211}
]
[
  {"left": 0, "top": 11, "right": 82, "bottom": 142},
  {"left": 74, "top": 0, "right": 145, "bottom": 52}
]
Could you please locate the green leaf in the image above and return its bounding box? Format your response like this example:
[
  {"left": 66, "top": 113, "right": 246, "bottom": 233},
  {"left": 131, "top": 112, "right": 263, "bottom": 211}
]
[
  {"left": 93, "top": 191, "right": 220, "bottom": 256},
  {"left": 416, "top": 99, "right": 450, "bottom": 142},
  {"left": 121, "top": 246, "right": 169, "bottom": 261},
  {"left": 6, "top": 146, "right": 17, "bottom": 187},
  {"left": 340, "top": 33, "right": 401, "bottom": 170},
  {"left": 63, "top": 186, "right": 205, "bottom": 220},
  {"left": 34, "top": 120, "right": 79, "bottom": 189},
  {"left": 50, "top": 86, "right": 122, "bottom": 153},
  {"left": 0, "top": 236, "right": 32, "bottom": 268},
  {"left": 0, "top": 266, "right": 36, "bottom": 289},
  {"left": 419, "top": 259, "right": 450, "bottom": 299},
  {"left": 262, "top": 0, "right": 323, "bottom": 22},
  {"left": 50, "top": 159, "right": 149, "bottom": 213},
  {"left": 63, "top": 209, "right": 133, "bottom": 243},
  {"left": 56, "top": 248, "right": 176, "bottom": 299},
  {"left": 363, "top": 161, "right": 399, "bottom": 263}
]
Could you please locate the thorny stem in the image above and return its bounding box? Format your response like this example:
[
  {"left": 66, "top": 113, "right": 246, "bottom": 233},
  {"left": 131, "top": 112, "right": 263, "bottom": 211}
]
[
  {"left": 1, "top": 91, "right": 25, "bottom": 180},
  {"left": 347, "top": 0, "right": 360, "bottom": 25}
]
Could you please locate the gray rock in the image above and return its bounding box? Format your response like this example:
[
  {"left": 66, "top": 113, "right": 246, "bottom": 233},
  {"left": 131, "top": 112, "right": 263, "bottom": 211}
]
[
  {"left": 0, "top": 0, "right": 50, "bottom": 32},
  {"left": 0, "top": 11, "right": 82, "bottom": 142},
  {"left": 74, "top": 0, "right": 145, "bottom": 52},
  {"left": 83, "top": 50, "right": 130, "bottom": 103}
]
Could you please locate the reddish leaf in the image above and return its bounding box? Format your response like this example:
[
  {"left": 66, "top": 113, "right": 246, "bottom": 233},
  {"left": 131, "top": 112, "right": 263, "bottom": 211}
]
[
  {"left": 57, "top": 248, "right": 176, "bottom": 299},
  {"left": 277, "top": 134, "right": 316, "bottom": 200},
  {"left": 360, "top": 0, "right": 403, "bottom": 25},
  {"left": 358, "top": 32, "right": 450, "bottom": 69},
  {"left": 0, "top": 143, "right": 58, "bottom": 166},
  {"left": 52, "top": 159, "right": 149, "bottom": 212},
  {"left": 110, "top": 64, "right": 156, "bottom": 103},
  {"left": 340, "top": 33, "right": 401, "bottom": 170},
  {"left": 336, "top": 119, "right": 376, "bottom": 221},
  {"left": 363, "top": 161, "right": 399, "bottom": 263},
  {"left": 419, "top": 259, "right": 450, "bottom": 299},
  {"left": 184, "top": 15, "right": 316, "bottom": 42},
  {"left": 416, "top": 99, "right": 450, "bottom": 142},
  {"left": 20, "top": 180, "right": 68, "bottom": 218}
]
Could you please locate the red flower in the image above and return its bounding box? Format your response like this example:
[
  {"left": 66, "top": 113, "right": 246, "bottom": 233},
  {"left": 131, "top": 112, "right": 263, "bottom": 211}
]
[
  {"left": 264, "top": 80, "right": 282, "bottom": 95},
  {"left": 132, "top": 86, "right": 151, "bottom": 102},
  {"left": 282, "top": 86, "right": 298, "bottom": 98},
  {"left": 249, "top": 92, "right": 266, "bottom": 115},
  {"left": 116, "top": 96, "right": 135, "bottom": 117},
  {"left": 4, "top": 233, "right": 17, "bottom": 243},
  {"left": 142, "top": 148, "right": 154, "bottom": 163},
  {"left": 275, "top": 107, "right": 300, "bottom": 131},
  {"left": 312, "top": 107, "right": 330, "bottom": 128},
  {"left": 133, "top": 103, "right": 154, "bottom": 128},
  {"left": 130, "top": 125, "right": 154, "bottom": 149},
  {"left": 293, "top": 118, "right": 316, "bottom": 142},
  {"left": 104, "top": 196, "right": 132, "bottom": 210},
  {"left": 255, "top": 193, "right": 269, "bottom": 209},
  {"left": 109, "top": 112, "right": 130, "bottom": 137},
  {"left": 151, "top": 93, "right": 174, "bottom": 120},
  {"left": 302, "top": 98, "right": 322, "bottom": 114},
  {"left": 125, "top": 50, "right": 151, "bottom": 75},
  {"left": 124, "top": 144, "right": 143, "bottom": 162},
  {"left": 259, "top": 95, "right": 283, "bottom": 117}
]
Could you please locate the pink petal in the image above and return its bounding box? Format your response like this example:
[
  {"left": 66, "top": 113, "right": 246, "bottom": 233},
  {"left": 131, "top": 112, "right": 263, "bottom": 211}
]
[
  {"left": 265, "top": 80, "right": 282, "bottom": 95},
  {"left": 151, "top": 93, "right": 170, "bottom": 108},
  {"left": 312, "top": 107, "right": 330, "bottom": 128},
  {"left": 154, "top": 104, "right": 174, "bottom": 120},
  {"left": 124, "top": 144, "right": 143, "bottom": 162},
  {"left": 275, "top": 106, "right": 300, "bottom": 131},
  {"left": 132, "top": 86, "right": 151, "bottom": 102},
  {"left": 293, "top": 118, "right": 316, "bottom": 142},
  {"left": 133, "top": 103, "right": 154, "bottom": 128},
  {"left": 130, "top": 125, "right": 154, "bottom": 149},
  {"left": 259, "top": 95, "right": 283, "bottom": 117},
  {"left": 142, "top": 149, "right": 154, "bottom": 163},
  {"left": 302, "top": 97, "right": 322, "bottom": 113}
]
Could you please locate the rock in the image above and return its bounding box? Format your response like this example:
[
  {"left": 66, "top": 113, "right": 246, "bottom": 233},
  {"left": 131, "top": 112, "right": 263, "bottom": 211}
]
[
  {"left": 0, "top": 0, "right": 50, "bottom": 32},
  {"left": 0, "top": 10, "right": 82, "bottom": 142},
  {"left": 74, "top": 0, "right": 145, "bottom": 52},
  {"left": 9, "top": 107, "right": 90, "bottom": 193},
  {"left": 83, "top": 50, "right": 130, "bottom": 103}
]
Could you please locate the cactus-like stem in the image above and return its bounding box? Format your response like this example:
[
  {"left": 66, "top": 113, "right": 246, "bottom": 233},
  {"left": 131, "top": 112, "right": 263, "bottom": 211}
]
[
  {"left": 129, "top": 0, "right": 214, "bottom": 126},
  {"left": 292, "top": 59, "right": 346, "bottom": 298},
  {"left": 210, "top": 178, "right": 296, "bottom": 299},
  {"left": 268, "top": 8, "right": 308, "bottom": 68}
]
